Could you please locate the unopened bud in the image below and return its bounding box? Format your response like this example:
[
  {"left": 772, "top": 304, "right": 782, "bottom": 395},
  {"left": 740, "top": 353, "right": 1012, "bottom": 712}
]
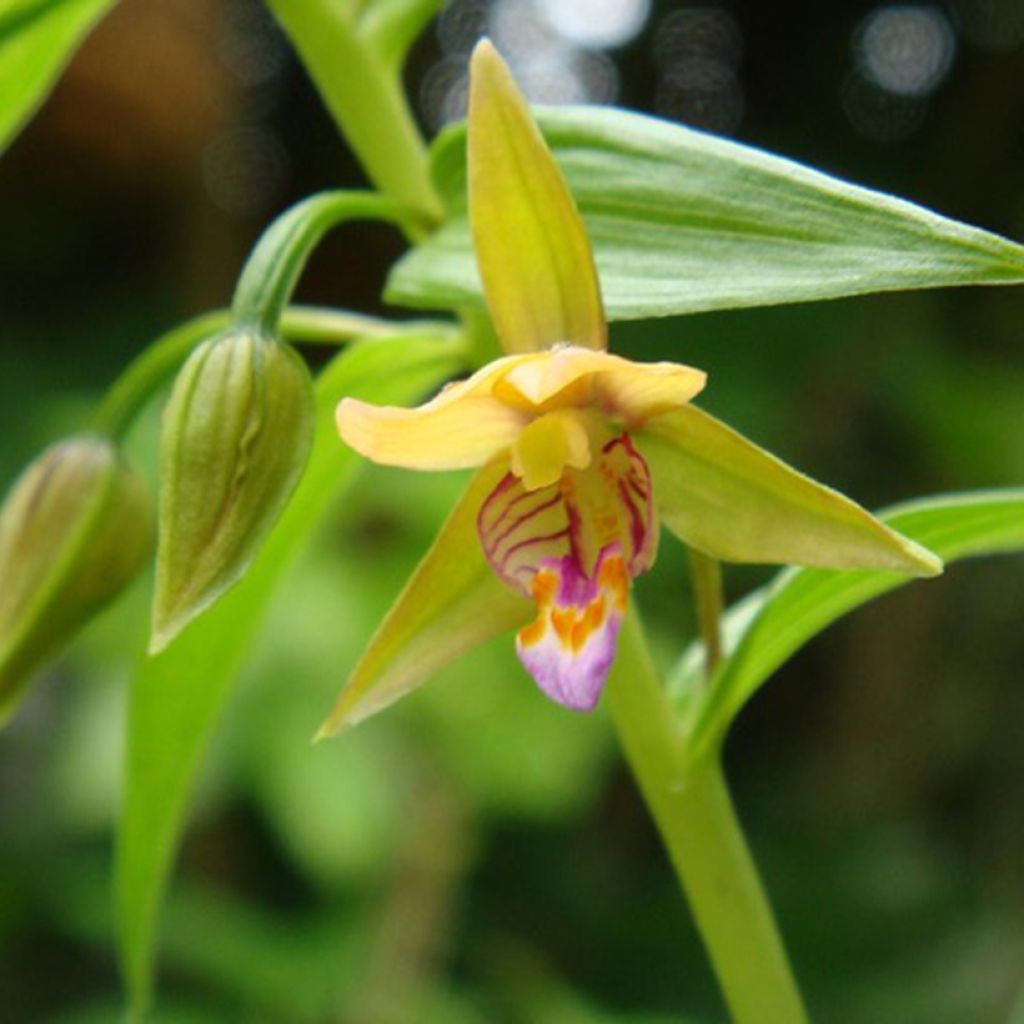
[
  {"left": 0, "top": 436, "right": 152, "bottom": 723},
  {"left": 151, "top": 329, "right": 314, "bottom": 651}
]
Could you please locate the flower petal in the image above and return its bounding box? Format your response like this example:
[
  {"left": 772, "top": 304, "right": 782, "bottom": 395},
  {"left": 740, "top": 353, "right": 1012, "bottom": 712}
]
[
  {"left": 337, "top": 391, "right": 526, "bottom": 470},
  {"left": 637, "top": 406, "right": 943, "bottom": 575},
  {"left": 478, "top": 433, "right": 657, "bottom": 593},
  {"left": 516, "top": 544, "right": 629, "bottom": 711},
  {"left": 469, "top": 40, "right": 606, "bottom": 353},
  {"left": 317, "top": 460, "right": 532, "bottom": 737},
  {"left": 496, "top": 346, "right": 706, "bottom": 419},
  {"left": 337, "top": 347, "right": 704, "bottom": 471},
  {"left": 593, "top": 360, "right": 706, "bottom": 423}
]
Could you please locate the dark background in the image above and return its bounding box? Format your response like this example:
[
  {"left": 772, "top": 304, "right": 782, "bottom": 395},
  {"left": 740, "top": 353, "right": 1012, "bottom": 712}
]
[{"left": 0, "top": 1, "right": 1022, "bottom": 1021}]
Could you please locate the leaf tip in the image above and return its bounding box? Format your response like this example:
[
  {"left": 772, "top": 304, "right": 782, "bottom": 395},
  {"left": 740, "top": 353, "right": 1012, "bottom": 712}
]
[
  {"left": 905, "top": 540, "right": 944, "bottom": 578},
  {"left": 312, "top": 717, "right": 340, "bottom": 744}
]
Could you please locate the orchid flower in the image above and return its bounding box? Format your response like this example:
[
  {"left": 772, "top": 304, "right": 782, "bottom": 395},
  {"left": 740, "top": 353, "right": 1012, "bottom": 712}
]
[{"left": 319, "top": 40, "right": 940, "bottom": 736}]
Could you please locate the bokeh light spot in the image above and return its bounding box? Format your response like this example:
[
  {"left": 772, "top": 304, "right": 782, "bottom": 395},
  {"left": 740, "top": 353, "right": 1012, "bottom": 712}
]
[
  {"left": 540, "top": 0, "right": 651, "bottom": 50},
  {"left": 856, "top": 5, "right": 956, "bottom": 97}
]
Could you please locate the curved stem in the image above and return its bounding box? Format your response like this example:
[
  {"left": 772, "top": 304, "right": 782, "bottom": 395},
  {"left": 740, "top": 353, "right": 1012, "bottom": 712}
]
[
  {"left": 231, "top": 191, "right": 426, "bottom": 337},
  {"left": 92, "top": 305, "right": 418, "bottom": 440},
  {"left": 607, "top": 611, "right": 809, "bottom": 1024}
]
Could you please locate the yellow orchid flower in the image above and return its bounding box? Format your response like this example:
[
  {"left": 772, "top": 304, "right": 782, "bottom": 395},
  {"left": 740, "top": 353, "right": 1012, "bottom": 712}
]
[{"left": 321, "top": 40, "right": 940, "bottom": 734}]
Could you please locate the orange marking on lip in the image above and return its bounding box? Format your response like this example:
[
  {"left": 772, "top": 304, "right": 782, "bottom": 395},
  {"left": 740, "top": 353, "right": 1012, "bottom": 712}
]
[
  {"left": 597, "top": 554, "right": 629, "bottom": 611},
  {"left": 519, "top": 553, "right": 627, "bottom": 655},
  {"left": 531, "top": 568, "right": 558, "bottom": 606},
  {"left": 519, "top": 568, "right": 558, "bottom": 649},
  {"left": 518, "top": 616, "right": 547, "bottom": 648}
]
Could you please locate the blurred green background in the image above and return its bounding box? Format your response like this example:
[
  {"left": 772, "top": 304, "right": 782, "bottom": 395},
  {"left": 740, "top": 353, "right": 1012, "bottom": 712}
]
[{"left": 1, "top": 1, "right": 1023, "bottom": 1021}]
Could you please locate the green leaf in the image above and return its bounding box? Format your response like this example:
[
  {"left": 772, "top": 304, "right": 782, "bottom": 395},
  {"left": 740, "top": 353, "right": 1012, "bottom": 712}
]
[
  {"left": 637, "top": 406, "right": 941, "bottom": 575},
  {"left": 115, "top": 330, "right": 462, "bottom": 1018},
  {"left": 675, "top": 489, "right": 1024, "bottom": 757},
  {"left": 387, "top": 106, "right": 1024, "bottom": 319},
  {"left": 317, "top": 459, "right": 531, "bottom": 737},
  {"left": 0, "top": 0, "right": 116, "bottom": 155}
]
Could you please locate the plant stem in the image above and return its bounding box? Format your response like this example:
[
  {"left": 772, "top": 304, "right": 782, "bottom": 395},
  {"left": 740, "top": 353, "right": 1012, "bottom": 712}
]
[
  {"left": 689, "top": 548, "right": 724, "bottom": 681},
  {"left": 607, "top": 612, "right": 809, "bottom": 1024},
  {"left": 92, "top": 305, "right": 417, "bottom": 440},
  {"left": 231, "top": 191, "right": 426, "bottom": 336},
  {"left": 265, "top": 0, "right": 443, "bottom": 223},
  {"left": 357, "top": 0, "right": 446, "bottom": 72}
]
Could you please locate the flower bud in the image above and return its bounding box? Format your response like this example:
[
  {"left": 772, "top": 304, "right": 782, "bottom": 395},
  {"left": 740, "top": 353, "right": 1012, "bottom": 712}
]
[
  {"left": 0, "top": 436, "right": 153, "bottom": 723},
  {"left": 151, "top": 329, "right": 314, "bottom": 651}
]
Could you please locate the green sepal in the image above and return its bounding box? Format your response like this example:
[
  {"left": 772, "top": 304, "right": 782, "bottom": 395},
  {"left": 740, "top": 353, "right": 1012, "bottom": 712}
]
[
  {"left": 318, "top": 459, "right": 531, "bottom": 737},
  {"left": 671, "top": 488, "right": 1024, "bottom": 756},
  {"left": 466, "top": 40, "right": 605, "bottom": 353},
  {"left": 0, "top": 435, "right": 152, "bottom": 722},
  {"left": 636, "top": 406, "right": 942, "bottom": 576},
  {"left": 151, "top": 329, "right": 314, "bottom": 651}
]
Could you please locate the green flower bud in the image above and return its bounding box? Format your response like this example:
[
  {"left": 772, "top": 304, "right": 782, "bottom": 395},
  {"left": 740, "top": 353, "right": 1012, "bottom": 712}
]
[
  {"left": 0, "top": 436, "right": 153, "bottom": 723},
  {"left": 151, "top": 329, "right": 314, "bottom": 651}
]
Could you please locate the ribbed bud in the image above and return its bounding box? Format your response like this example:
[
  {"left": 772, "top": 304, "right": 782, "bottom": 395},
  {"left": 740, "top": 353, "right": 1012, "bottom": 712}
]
[
  {"left": 151, "top": 330, "right": 314, "bottom": 651},
  {"left": 0, "top": 436, "right": 153, "bottom": 723}
]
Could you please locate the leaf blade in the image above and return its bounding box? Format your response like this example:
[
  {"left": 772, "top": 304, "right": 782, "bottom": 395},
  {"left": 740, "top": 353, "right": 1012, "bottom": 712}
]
[
  {"left": 388, "top": 106, "right": 1024, "bottom": 319},
  {"left": 0, "top": 0, "right": 116, "bottom": 155},
  {"left": 115, "top": 331, "right": 462, "bottom": 1017},
  {"left": 679, "top": 490, "right": 1024, "bottom": 755}
]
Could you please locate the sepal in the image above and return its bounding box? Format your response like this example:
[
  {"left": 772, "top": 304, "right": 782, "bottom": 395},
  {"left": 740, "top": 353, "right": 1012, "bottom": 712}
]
[
  {"left": 151, "top": 329, "right": 314, "bottom": 651},
  {"left": 318, "top": 460, "right": 531, "bottom": 737},
  {"left": 0, "top": 436, "right": 152, "bottom": 722},
  {"left": 637, "top": 406, "right": 942, "bottom": 576},
  {"left": 468, "top": 40, "right": 605, "bottom": 353}
]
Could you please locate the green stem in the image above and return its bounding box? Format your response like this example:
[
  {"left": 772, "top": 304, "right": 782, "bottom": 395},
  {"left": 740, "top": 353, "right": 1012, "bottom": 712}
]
[
  {"left": 92, "top": 305, "right": 417, "bottom": 440},
  {"left": 265, "top": 0, "right": 442, "bottom": 223},
  {"left": 689, "top": 548, "right": 724, "bottom": 681},
  {"left": 357, "top": 0, "right": 445, "bottom": 72},
  {"left": 607, "top": 612, "right": 809, "bottom": 1024},
  {"left": 231, "top": 191, "right": 425, "bottom": 336}
]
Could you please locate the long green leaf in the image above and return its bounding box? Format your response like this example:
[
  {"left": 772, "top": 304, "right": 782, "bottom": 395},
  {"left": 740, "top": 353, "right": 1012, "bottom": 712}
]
[
  {"left": 115, "top": 331, "right": 462, "bottom": 1018},
  {"left": 387, "top": 106, "right": 1024, "bottom": 319},
  {"left": 675, "top": 490, "right": 1024, "bottom": 757},
  {"left": 0, "top": 0, "right": 116, "bottom": 154}
]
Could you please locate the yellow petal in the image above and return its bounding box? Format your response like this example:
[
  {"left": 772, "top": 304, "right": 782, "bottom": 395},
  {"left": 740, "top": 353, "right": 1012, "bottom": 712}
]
[
  {"left": 469, "top": 39, "right": 606, "bottom": 354},
  {"left": 593, "top": 360, "right": 707, "bottom": 423},
  {"left": 337, "top": 392, "right": 525, "bottom": 470},
  {"left": 498, "top": 347, "right": 706, "bottom": 422},
  {"left": 336, "top": 348, "right": 706, "bottom": 470}
]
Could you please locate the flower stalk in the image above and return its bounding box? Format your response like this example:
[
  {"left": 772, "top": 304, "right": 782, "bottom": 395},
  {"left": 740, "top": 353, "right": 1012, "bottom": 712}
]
[
  {"left": 231, "top": 191, "right": 427, "bottom": 336},
  {"left": 93, "top": 305, "right": 416, "bottom": 441},
  {"left": 689, "top": 548, "right": 724, "bottom": 681},
  {"left": 607, "top": 612, "right": 809, "bottom": 1024}
]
